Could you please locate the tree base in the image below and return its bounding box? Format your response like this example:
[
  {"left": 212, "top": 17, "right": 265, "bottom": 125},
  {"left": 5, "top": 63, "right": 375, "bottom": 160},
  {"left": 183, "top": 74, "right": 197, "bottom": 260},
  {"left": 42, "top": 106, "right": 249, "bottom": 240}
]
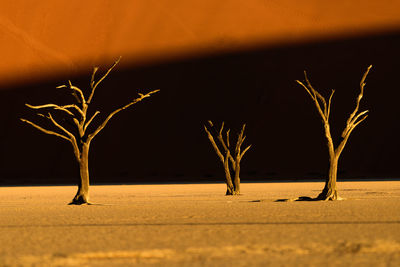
[
  {"left": 315, "top": 195, "right": 345, "bottom": 201},
  {"left": 226, "top": 190, "right": 240, "bottom": 196},
  {"left": 69, "top": 194, "right": 91, "bottom": 205},
  {"left": 68, "top": 201, "right": 92, "bottom": 205},
  {"left": 316, "top": 188, "right": 343, "bottom": 201}
]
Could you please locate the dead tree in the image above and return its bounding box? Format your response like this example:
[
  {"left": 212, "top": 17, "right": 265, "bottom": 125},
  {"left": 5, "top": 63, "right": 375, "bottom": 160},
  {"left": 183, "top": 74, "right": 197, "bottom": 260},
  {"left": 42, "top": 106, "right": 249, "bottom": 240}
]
[
  {"left": 21, "top": 58, "right": 159, "bottom": 205},
  {"left": 204, "top": 121, "right": 251, "bottom": 195},
  {"left": 296, "top": 65, "right": 372, "bottom": 200}
]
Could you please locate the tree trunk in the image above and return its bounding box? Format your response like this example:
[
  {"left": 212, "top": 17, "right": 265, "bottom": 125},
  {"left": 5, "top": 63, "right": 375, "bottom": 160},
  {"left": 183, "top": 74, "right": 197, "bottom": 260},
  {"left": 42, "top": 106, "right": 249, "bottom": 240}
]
[
  {"left": 318, "top": 155, "right": 339, "bottom": 200},
  {"left": 225, "top": 169, "right": 240, "bottom": 195},
  {"left": 70, "top": 143, "right": 90, "bottom": 205},
  {"left": 232, "top": 161, "right": 241, "bottom": 195},
  {"left": 225, "top": 174, "right": 235, "bottom": 195},
  {"left": 226, "top": 186, "right": 240, "bottom": 195}
]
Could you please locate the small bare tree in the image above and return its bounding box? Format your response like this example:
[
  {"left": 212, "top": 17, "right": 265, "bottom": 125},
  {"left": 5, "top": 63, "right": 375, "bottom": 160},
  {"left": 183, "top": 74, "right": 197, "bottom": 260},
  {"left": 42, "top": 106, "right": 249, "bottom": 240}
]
[
  {"left": 21, "top": 58, "right": 159, "bottom": 204},
  {"left": 204, "top": 121, "right": 251, "bottom": 195},
  {"left": 296, "top": 65, "right": 372, "bottom": 200}
]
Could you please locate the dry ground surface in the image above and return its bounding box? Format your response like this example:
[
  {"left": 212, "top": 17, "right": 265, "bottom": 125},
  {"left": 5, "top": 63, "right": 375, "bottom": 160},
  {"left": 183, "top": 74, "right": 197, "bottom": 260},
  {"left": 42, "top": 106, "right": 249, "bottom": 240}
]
[{"left": 0, "top": 181, "right": 399, "bottom": 266}]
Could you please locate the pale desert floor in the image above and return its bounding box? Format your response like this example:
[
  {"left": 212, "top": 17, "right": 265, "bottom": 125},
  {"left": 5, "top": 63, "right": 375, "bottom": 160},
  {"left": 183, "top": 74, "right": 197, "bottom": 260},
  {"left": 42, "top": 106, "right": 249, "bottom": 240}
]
[{"left": 0, "top": 181, "right": 399, "bottom": 267}]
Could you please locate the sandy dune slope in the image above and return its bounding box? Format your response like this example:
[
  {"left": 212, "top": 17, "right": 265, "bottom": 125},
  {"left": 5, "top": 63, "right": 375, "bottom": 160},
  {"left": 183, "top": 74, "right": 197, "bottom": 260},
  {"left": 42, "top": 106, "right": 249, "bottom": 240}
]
[{"left": 0, "top": 181, "right": 399, "bottom": 266}]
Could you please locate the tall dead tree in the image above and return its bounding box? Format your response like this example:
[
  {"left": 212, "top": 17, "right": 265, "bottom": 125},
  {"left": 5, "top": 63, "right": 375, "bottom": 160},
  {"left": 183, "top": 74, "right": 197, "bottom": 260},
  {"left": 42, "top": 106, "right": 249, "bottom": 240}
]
[
  {"left": 204, "top": 121, "right": 251, "bottom": 195},
  {"left": 21, "top": 58, "right": 159, "bottom": 204},
  {"left": 296, "top": 65, "right": 372, "bottom": 200}
]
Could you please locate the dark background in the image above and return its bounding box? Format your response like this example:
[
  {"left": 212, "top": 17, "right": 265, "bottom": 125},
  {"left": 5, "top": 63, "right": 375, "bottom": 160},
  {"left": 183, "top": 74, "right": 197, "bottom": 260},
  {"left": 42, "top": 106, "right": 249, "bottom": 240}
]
[{"left": 1, "top": 30, "right": 399, "bottom": 185}]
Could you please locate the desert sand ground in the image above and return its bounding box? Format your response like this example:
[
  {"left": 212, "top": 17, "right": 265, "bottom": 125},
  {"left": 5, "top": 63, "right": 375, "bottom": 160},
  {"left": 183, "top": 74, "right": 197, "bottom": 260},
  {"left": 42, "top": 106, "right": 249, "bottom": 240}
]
[{"left": 0, "top": 181, "right": 399, "bottom": 266}]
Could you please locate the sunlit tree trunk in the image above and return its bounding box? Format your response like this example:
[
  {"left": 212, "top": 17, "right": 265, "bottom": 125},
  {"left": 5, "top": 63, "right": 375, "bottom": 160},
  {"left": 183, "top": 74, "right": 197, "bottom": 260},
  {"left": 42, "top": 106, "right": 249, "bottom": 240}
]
[
  {"left": 318, "top": 154, "right": 339, "bottom": 200},
  {"left": 71, "top": 143, "right": 90, "bottom": 204},
  {"left": 233, "top": 159, "right": 241, "bottom": 195}
]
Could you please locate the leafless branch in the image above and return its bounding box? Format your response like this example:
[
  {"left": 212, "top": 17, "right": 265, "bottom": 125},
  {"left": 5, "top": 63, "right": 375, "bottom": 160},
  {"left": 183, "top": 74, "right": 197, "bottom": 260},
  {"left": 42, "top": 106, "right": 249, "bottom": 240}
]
[
  {"left": 20, "top": 118, "right": 70, "bottom": 142},
  {"left": 240, "top": 145, "right": 252, "bottom": 159},
  {"left": 88, "top": 89, "right": 159, "bottom": 141},
  {"left": 327, "top": 90, "right": 335, "bottom": 120},
  {"left": 226, "top": 129, "right": 230, "bottom": 148},
  {"left": 204, "top": 125, "right": 224, "bottom": 163},
  {"left": 210, "top": 121, "right": 235, "bottom": 169},
  {"left": 87, "top": 57, "right": 121, "bottom": 104},
  {"left": 341, "top": 66, "right": 372, "bottom": 138},
  {"left": 84, "top": 111, "right": 100, "bottom": 134},
  {"left": 304, "top": 72, "right": 329, "bottom": 116},
  {"left": 90, "top": 67, "right": 99, "bottom": 89},
  {"left": 57, "top": 82, "right": 86, "bottom": 104},
  {"left": 296, "top": 79, "right": 327, "bottom": 122},
  {"left": 25, "top": 103, "right": 75, "bottom": 117},
  {"left": 46, "top": 113, "right": 75, "bottom": 139},
  {"left": 70, "top": 85, "right": 86, "bottom": 104}
]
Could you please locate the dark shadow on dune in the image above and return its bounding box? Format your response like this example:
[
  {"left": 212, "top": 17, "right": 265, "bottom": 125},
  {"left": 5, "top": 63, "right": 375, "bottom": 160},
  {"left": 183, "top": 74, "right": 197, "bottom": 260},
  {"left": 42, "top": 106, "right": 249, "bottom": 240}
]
[
  {"left": 1, "top": 30, "right": 400, "bottom": 185},
  {"left": 1, "top": 221, "right": 399, "bottom": 228}
]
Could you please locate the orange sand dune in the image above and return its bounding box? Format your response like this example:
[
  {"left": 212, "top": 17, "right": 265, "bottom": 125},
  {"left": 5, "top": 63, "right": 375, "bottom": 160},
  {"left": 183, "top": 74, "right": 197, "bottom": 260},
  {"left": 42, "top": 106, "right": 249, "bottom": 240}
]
[{"left": 1, "top": 0, "right": 400, "bottom": 85}]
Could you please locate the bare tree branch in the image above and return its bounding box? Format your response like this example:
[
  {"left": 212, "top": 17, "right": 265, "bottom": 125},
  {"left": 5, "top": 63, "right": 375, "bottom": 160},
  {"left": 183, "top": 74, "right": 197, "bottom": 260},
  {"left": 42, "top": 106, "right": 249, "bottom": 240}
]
[
  {"left": 204, "top": 125, "right": 224, "bottom": 163},
  {"left": 240, "top": 145, "right": 252, "bottom": 159},
  {"left": 73, "top": 118, "right": 80, "bottom": 128},
  {"left": 87, "top": 57, "right": 121, "bottom": 104},
  {"left": 327, "top": 90, "right": 335, "bottom": 120},
  {"left": 304, "top": 72, "right": 329, "bottom": 117},
  {"left": 341, "top": 66, "right": 372, "bottom": 138},
  {"left": 296, "top": 80, "right": 327, "bottom": 121},
  {"left": 47, "top": 113, "right": 76, "bottom": 141},
  {"left": 206, "top": 121, "right": 236, "bottom": 171},
  {"left": 88, "top": 89, "right": 159, "bottom": 141},
  {"left": 69, "top": 85, "right": 86, "bottom": 104},
  {"left": 299, "top": 72, "right": 313, "bottom": 99},
  {"left": 83, "top": 111, "right": 100, "bottom": 134},
  {"left": 235, "top": 124, "right": 246, "bottom": 156},
  {"left": 20, "top": 118, "right": 70, "bottom": 142},
  {"left": 26, "top": 103, "right": 85, "bottom": 120},
  {"left": 343, "top": 66, "right": 372, "bottom": 123},
  {"left": 226, "top": 129, "right": 230, "bottom": 148},
  {"left": 90, "top": 67, "right": 99, "bottom": 89},
  {"left": 216, "top": 122, "right": 229, "bottom": 152},
  {"left": 62, "top": 104, "right": 85, "bottom": 118},
  {"left": 25, "top": 103, "right": 75, "bottom": 117},
  {"left": 57, "top": 82, "right": 86, "bottom": 104}
]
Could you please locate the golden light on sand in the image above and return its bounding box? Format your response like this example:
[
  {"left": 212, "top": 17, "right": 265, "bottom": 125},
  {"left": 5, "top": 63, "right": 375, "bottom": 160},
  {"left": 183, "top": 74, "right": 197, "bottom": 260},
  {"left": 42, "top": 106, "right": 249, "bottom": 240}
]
[{"left": 0, "top": 182, "right": 399, "bottom": 265}]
